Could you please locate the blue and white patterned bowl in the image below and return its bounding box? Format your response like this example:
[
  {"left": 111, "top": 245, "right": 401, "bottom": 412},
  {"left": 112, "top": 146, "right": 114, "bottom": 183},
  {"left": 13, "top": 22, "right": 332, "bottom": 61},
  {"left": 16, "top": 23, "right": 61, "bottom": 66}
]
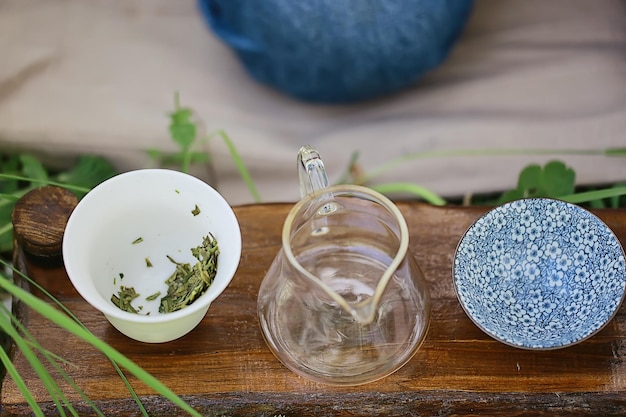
[{"left": 453, "top": 198, "right": 626, "bottom": 350}]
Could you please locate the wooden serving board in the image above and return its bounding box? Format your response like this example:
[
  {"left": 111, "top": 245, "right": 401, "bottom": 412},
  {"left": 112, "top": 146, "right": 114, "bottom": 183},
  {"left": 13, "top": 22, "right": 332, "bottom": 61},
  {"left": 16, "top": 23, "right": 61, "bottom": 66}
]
[{"left": 3, "top": 187, "right": 626, "bottom": 416}]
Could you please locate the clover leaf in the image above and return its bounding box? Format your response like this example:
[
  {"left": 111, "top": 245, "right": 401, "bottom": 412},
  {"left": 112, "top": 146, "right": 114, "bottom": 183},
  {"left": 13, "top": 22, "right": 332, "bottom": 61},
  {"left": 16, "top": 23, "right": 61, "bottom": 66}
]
[{"left": 498, "top": 160, "right": 576, "bottom": 204}]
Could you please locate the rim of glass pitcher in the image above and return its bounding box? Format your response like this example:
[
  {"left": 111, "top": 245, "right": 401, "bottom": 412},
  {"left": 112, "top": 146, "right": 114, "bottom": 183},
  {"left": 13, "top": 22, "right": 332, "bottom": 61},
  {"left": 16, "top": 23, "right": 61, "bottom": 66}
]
[{"left": 281, "top": 184, "right": 410, "bottom": 323}]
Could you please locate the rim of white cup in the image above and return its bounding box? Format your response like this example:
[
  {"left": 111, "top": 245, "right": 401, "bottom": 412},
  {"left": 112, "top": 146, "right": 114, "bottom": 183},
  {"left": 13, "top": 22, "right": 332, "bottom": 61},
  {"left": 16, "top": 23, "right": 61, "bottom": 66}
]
[{"left": 62, "top": 169, "right": 241, "bottom": 324}]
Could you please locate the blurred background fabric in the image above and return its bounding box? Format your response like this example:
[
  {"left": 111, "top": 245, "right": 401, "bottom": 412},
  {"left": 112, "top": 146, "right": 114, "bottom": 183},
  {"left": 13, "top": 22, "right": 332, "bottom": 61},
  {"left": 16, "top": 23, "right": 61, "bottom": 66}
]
[
  {"left": 0, "top": 0, "right": 624, "bottom": 205},
  {"left": 198, "top": 0, "right": 474, "bottom": 103}
]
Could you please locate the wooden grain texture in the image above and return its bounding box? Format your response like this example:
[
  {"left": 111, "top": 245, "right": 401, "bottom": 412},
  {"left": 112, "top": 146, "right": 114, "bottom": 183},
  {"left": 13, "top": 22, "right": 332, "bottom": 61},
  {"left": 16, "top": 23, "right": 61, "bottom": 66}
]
[
  {"left": 3, "top": 201, "right": 626, "bottom": 416},
  {"left": 11, "top": 186, "right": 77, "bottom": 262}
]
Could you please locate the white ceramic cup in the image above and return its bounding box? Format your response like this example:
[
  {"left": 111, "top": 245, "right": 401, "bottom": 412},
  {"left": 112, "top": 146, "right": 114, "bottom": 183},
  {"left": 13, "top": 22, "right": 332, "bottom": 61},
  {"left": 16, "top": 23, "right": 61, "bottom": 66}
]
[{"left": 63, "top": 169, "right": 241, "bottom": 343}]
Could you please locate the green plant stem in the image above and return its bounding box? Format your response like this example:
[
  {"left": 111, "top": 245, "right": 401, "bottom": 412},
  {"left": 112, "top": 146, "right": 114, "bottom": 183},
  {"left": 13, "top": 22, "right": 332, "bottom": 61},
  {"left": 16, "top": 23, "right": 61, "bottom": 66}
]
[
  {"left": 181, "top": 149, "right": 192, "bottom": 174},
  {"left": 0, "top": 307, "right": 71, "bottom": 416},
  {"left": 9, "top": 307, "right": 106, "bottom": 416},
  {"left": 335, "top": 151, "right": 361, "bottom": 185},
  {"left": 0, "top": 222, "right": 12, "bottom": 240},
  {"left": 23, "top": 341, "right": 77, "bottom": 369},
  {"left": 558, "top": 186, "right": 626, "bottom": 204},
  {"left": 9, "top": 265, "right": 150, "bottom": 416},
  {"left": 0, "top": 277, "right": 201, "bottom": 417},
  {"left": 370, "top": 182, "right": 446, "bottom": 206},
  {"left": 173, "top": 93, "right": 191, "bottom": 174},
  {"left": 205, "top": 129, "right": 262, "bottom": 203},
  {"left": 0, "top": 335, "right": 44, "bottom": 417},
  {"left": 0, "top": 192, "right": 25, "bottom": 202},
  {"left": 363, "top": 148, "right": 623, "bottom": 183},
  {"left": 0, "top": 174, "right": 91, "bottom": 194}
]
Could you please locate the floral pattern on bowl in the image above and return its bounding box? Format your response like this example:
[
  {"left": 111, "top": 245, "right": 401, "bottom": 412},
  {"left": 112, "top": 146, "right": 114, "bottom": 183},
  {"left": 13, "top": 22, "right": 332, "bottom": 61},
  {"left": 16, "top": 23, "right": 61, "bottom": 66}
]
[{"left": 453, "top": 198, "right": 626, "bottom": 349}]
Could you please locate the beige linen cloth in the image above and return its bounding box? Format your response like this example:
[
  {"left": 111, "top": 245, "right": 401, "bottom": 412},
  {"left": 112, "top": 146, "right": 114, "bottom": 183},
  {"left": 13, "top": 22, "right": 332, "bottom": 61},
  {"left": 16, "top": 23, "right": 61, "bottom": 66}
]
[{"left": 0, "top": 0, "right": 624, "bottom": 204}]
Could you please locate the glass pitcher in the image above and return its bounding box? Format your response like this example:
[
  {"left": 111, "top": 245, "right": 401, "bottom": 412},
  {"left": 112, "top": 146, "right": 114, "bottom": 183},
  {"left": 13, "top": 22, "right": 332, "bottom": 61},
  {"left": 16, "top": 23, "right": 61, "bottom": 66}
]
[{"left": 257, "top": 145, "right": 431, "bottom": 385}]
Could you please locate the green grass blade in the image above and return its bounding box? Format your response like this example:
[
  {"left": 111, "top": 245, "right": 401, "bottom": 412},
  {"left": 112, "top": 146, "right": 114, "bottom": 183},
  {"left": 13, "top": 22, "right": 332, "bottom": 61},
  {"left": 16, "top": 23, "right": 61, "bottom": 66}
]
[
  {"left": 181, "top": 149, "right": 192, "bottom": 174},
  {"left": 335, "top": 151, "right": 361, "bottom": 185},
  {"left": 110, "top": 364, "right": 148, "bottom": 417},
  {"left": 558, "top": 186, "right": 626, "bottom": 204},
  {"left": 363, "top": 148, "right": 610, "bottom": 183},
  {"left": 6, "top": 264, "right": 148, "bottom": 416},
  {"left": 0, "top": 174, "right": 91, "bottom": 194},
  {"left": 0, "top": 332, "right": 45, "bottom": 416},
  {"left": 610, "top": 183, "right": 626, "bottom": 208},
  {"left": 0, "top": 193, "right": 23, "bottom": 202},
  {"left": 0, "top": 221, "right": 12, "bottom": 239},
  {"left": 209, "top": 130, "right": 262, "bottom": 203},
  {"left": 605, "top": 148, "right": 626, "bottom": 156},
  {"left": 9, "top": 308, "right": 105, "bottom": 417},
  {"left": 370, "top": 182, "right": 446, "bottom": 206},
  {"left": 0, "top": 307, "right": 70, "bottom": 416},
  {"left": 23, "top": 341, "right": 77, "bottom": 369},
  {"left": 0, "top": 188, "right": 31, "bottom": 209},
  {"left": 0, "top": 278, "right": 201, "bottom": 417}
]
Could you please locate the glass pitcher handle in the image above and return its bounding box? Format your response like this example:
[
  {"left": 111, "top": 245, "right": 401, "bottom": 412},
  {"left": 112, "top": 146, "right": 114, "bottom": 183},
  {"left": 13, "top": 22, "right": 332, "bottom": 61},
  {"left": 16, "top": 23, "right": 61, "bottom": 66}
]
[{"left": 297, "top": 145, "right": 330, "bottom": 198}]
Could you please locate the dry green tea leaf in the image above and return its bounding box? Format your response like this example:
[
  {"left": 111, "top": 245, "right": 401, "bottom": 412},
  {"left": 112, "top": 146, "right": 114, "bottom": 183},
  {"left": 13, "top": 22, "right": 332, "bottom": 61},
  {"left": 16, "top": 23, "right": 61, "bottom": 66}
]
[
  {"left": 111, "top": 286, "right": 140, "bottom": 314},
  {"left": 111, "top": 235, "right": 219, "bottom": 315},
  {"left": 159, "top": 234, "right": 219, "bottom": 313},
  {"left": 145, "top": 291, "right": 161, "bottom": 301}
]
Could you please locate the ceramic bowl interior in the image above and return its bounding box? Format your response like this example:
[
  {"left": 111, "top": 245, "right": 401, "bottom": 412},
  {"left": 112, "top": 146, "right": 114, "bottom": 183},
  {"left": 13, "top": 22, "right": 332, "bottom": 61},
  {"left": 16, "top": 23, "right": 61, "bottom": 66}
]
[
  {"left": 63, "top": 169, "right": 241, "bottom": 343},
  {"left": 454, "top": 198, "right": 626, "bottom": 350}
]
